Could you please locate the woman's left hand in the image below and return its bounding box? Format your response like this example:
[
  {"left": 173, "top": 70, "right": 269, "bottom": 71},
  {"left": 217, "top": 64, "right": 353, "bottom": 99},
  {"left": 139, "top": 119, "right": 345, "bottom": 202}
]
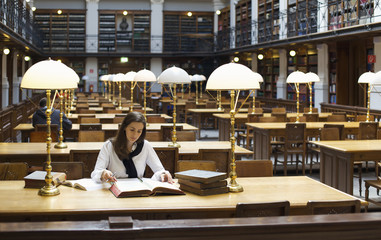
[{"left": 161, "top": 172, "right": 175, "bottom": 184}]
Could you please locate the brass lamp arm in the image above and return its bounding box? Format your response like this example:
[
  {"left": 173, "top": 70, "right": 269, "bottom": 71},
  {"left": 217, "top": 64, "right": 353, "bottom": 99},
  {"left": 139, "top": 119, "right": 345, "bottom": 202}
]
[
  {"left": 234, "top": 90, "right": 253, "bottom": 115},
  {"left": 205, "top": 90, "right": 218, "bottom": 102}
]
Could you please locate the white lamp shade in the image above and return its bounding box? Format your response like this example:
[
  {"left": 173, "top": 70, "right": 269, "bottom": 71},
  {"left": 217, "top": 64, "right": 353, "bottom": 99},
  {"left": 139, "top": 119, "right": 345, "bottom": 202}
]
[
  {"left": 82, "top": 75, "right": 89, "bottom": 81},
  {"left": 371, "top": 71, "right": 381, "bottom": 85},
  {"left": 113, "top": 73, "right": 126, "bottom": 82},
  {"left": 253, "top": 72, "right": 264, "bottom": 83},
  {"left": 134, "top": 69, "right": 157, "bottom": 82},
  {"left": 99, "top": 75, "right": 109, "bottom": 81},
  {"left": 125, "top": 71, "right": 137, "bottom": 82},
  {"left": 206, "top": 62, "right": 261, "bottom": 90},
  {"left": 306, "top": 72, "right": 320, "bottom": 83},
  {"left": 286, "top": 71, "right": 309, "bottom": 83},
  {"left": 108, "top": 74, "right": 115, "bottom": 81},
  {"left": 191, "top": 74, "right": 206, "bottom": 82},
  {"left": 158, "top": 66, "right": 191, "bottom": 84},
  {"left": 21, "top": 59, "right": 79, "bottom": 89},
  {"left": 358, "top": 71, "right": 375, "bottom": 84}
]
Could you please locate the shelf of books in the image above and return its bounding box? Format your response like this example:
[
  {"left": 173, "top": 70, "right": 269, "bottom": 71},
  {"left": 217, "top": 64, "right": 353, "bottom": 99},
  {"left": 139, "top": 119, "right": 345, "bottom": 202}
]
[
  {"left": 258, "top": 0, "right": 279, "bottom": 43},
  {"left": 34, "top": 10, "right": 86, "bottom": 53},
  {"left": 217, "top": 6, "right": 230, "bottom": 51},
  {"left": 235, "top": 0, "right": 252, "bottom": 47},
  {"left": 287, "top": 0, "right": 317, "bottom": 37},
  {"left": 133, "top": 14, "right": 150, "bottom": 51},
  {"left": 163, "top": 12, "right": 213, "bottom": 52},
  {"left": 329, "top": 51, "right": 337, "bottom": 104},
  {"left": 257, "top": 54, "right": 279, "bottom": 99},
  {"left": 69, "top": 60, "right": 85, "bottom": 92}
]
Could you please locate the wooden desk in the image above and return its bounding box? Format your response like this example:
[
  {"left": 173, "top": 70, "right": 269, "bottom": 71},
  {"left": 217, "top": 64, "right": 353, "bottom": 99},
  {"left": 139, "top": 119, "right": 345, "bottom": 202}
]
[
  {"left": 0, "top": 141, "right": 252, "bottom": 164},
  {"left": 0, "top": 176, "right": 365, "bottom": 221},
  {"left": 311, "top": 139, "right": 381, "bottom": 195},
  {"left": 14, "top": 123, "right": 197, "bottom": 142},
  {"left": 72, "top": 107, "right": 153, "bottom": 113},
  {"left": 188, "top": 109, "right": 224, "bottom": 139},
  {"left": 247, "top": 122, "right": 367, "bottom": 160}
]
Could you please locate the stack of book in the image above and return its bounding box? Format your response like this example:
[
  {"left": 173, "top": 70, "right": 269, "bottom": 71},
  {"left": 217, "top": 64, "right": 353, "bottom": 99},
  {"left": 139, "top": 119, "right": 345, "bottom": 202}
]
[{"left": 175, "top": 169, "right": 228, "bottom": 196}]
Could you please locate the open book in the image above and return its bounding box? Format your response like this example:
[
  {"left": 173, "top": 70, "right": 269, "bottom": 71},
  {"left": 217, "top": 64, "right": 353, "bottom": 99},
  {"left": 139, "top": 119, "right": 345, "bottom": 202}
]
[
  {"left": 110, "top": 178, "right": 185, "bottom": 198},
  {"left": 61, "top": 178, "right": 109, "bottom": 191}
]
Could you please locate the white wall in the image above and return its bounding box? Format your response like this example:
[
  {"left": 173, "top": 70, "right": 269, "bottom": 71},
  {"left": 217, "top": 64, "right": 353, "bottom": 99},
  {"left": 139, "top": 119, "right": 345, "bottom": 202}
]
[
  {"left": 34, "top": 0, "right": 85, "bottom": 9},
  {"left": 99, "top": 0, "right": 150, "bottom": 10}
]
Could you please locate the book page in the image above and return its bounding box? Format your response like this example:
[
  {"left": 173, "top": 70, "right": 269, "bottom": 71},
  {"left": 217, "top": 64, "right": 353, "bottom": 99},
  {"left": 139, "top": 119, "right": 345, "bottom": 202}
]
[
  {"left": 142, "top": 178, "right": 181, "bottom": 192},
  {"left": 113, "top": 179, "right": 151, "bottom": 192},
  {"left": 63, "top": 178, "right": 108, "bottom": 191}
]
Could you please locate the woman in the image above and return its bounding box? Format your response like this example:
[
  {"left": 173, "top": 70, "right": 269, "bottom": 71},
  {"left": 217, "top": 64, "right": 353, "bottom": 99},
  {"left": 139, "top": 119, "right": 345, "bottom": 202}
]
[{"left": 91, "top": 111, "right": 174, "bottom": 183}]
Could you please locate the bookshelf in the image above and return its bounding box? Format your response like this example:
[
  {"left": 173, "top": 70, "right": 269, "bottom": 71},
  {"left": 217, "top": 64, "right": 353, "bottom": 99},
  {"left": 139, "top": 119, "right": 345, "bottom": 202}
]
[
  {"left": 287, "top": 47, "right": 317, "bottom": 103},
  {"left": 257, "top": 52, "right": 279, "bottom": 98},
  {"left": 258, "top": 0, "right": 279, "bottom": 43},
  {"left": 98, "top": 11, "right": 150, "bottom": 52},
  {"left": 163, "top": 12, "right": 214, "bottom": 52},
  {"left": 329, "top": 51, "right": 337, "bottom": 104},
  {"left": 287, "top": 0, "right": 317, "bottom": 37},
  {"left": 235, "top": 0, "right": 251, "bottom": 47},
  {"left": 217, "top": 6, "right": 230, "bottom": 50},
  {"left": 34, "top": 10, "right": 86, "bottom": 52},
  {"left": 69, "top": 60, "right": 85, "bottom": 91}
]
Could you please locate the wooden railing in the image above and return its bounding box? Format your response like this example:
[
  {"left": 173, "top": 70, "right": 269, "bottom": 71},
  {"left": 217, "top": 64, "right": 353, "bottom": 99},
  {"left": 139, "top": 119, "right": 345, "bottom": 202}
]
[
  {"left": 257, "top": 97, "right": 308, "bottom": 113},
  {"left": 321, "top": 102, "right": 381, "bottom": 121},
  {"left": 0, "top": 94, "right": 42, "bottom": 142}
]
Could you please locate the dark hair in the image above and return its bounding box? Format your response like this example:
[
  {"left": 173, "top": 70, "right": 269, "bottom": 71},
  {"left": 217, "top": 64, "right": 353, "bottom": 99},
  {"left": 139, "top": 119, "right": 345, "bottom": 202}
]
[
  {"left": 112, "top": 111, "right": 146, "bottom": 159},
  {"left": 39, "top": 98, "right": 47, "bottom": 107}
]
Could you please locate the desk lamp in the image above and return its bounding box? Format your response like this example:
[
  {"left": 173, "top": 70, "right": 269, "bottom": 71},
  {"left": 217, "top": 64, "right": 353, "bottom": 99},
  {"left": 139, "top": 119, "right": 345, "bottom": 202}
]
[
  {"left": 306, "top": 72, "right": 320, "bottom": 113},
  {"left": 158, "top": 66, "right": 191, "bottom": 148},
  {"left": 134, "top": 69, "right": 157, "bottom": 123},
  {"left": 113, "top": 73, "right": 126, "bottom": 110},
  {"left": 108, "top": 74, "right": 114, "bottom": 102},
  {"left": 125, "top": 71, "right": 137, "bottom": 112},
  {"left": 358, "top": 72, "right": 376, "bottom": 122},
  {"left": 286, "top": 71, "right": 309, "bottom": 122},
  {"left": 206, "top": 62, "right": 261, "bottom": 192},
  {"left": 99, "top": 74, "right": 110, "bottom": 98},
  {"left": 199, "top": 75, "right": 206, "bottom": 98},
  {"left": 191, "top": 74, "right": 205, "bottom": 104},
  {"left": 20, "top": 59, "right": 78, "bottom": 196},
  {"left": 250, "top": 72, "right": 263, "bottom": 114}
]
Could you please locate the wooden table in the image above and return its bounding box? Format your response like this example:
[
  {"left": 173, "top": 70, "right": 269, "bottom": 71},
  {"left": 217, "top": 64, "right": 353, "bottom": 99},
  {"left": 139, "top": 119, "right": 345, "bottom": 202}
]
[
  {"left": 72, "top": 107, "right": 153, "bottom": 113},
  {"left": 0, "top": 176, "right": 365, "bottom": 222},
  {"left": 0, "top": 141, "right": 252, "bottom": 163},
  {"left": 14, "top": 123, "right": 197, "bottom": 142},
  {"left": 311, "top": 139, "right": 381, "bottom": 195},
  {"left": 247, "top": 122, "right": 369, "bottom": 160}
]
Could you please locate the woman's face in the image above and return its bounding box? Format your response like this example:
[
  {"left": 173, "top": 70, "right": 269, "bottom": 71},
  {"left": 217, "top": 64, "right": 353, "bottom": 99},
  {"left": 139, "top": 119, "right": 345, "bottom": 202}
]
[{"left": 125, "top": 122, "right": 144, "bottom": 144}]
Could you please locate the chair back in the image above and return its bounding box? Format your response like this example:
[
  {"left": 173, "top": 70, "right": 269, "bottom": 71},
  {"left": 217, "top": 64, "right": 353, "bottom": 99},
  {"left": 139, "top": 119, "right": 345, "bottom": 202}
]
[
  {"left": 303, "top": 107, "right": 318, "bottom": 113},
  {"left": 303, "top": 113, "right": 319, "bottom": 122},
  {"left": 356, "top": 115, "right": 375, "bottom": 122},
  {"left": 235, "top": 160, "right": 273, "bottom": 177},
  {"left": 271, "top": 113, "right": 287, "bottom": 122},
  {"left": 101, "top": 103, "right": 114, "bottom": 108},
  {"left": 145, "top": 131, "right": 162, "bottom": 141},
  {"left": 79, "top": 123, "right": 102, "bottom": 131},
  {"left": 50, "top": 162, "right": 84, "bottom": 180},
  {"left": 358, "top": 122, "right": 378, "bottom": 140},
  {"left": 259, "top": 116, "right": 278, "bottom": 123},
  {"left": 175, "top": 131, "right": 196, "bottom": 141},
  {"left": 288, "top": 116, "right": 307, "bottom": 122},
  {"left": 285, "top": 123, "right": 306, "bottom": 145},
  {"left": 327, "top": 114, "right": 347, "bottom": 122},
  {"left": 247, "top": 113, "right": 263, "bottom": 123},
  {"left": 177, "top": 160, "right": 216, "bottom": 172},
  {"left": 185, "top": 101, "right": 197, "bottom": 110},
  {"left": 324, "top": 124, "right": 345, "bottom": 140},
  {"left": 147, "top": 116, "right": 166, "bottom": 123},
  {"left": 30, "top": 131, "right": 58, "bottom": 142},
  {"left": 205, "top": 101, "right": 217, "bottom": 108},
  {"left": 161, "top": 125, "right": 183, "bottom": 141},
  {"left": 198, "top": 148, "right": 231, "bottom": 173},
  {"left": 78, "top": 131, "right": 105, "bottom": 142},
  {"left": 78, "top": 109, "right": 96, "bottom": 114},
  {"left": 106, "top": 109, "right": 123, "bottom": 114},
  {"left": 0, "top": 162, "right": 29, "bottom": 180},
  {"left": 235, "top": 201, "right": 290, "bottom": 217},
  {"left": 320, "top": 128, "right": 340, "bottom": 141},
  {"left": 80, "top": 117, "right": 100, "bottom": 124},
  {"left": 144, "top": 147, "right": 179, "bottom": 177},
  {"left": 306, "top": 200, "right": 361, "bottom": 215},
  {"left": 35, "top": 124, "right": 59, "bottom": 133},
  {"left": 69, "top": 149, "right": 100, "bottom": 178},
  {"left": 271, "top": 108, "right": 286, "bottom": 113}
]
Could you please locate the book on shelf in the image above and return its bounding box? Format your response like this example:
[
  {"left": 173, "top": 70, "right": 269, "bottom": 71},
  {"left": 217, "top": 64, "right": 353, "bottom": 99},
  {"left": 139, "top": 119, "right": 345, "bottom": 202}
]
[
  {"left": 175, "top": 169, "right": 227, "bottom": 184},
  {"left": 24, "top": 171, "right": 67, "bottom": 189},
  {"left": 179, "top": 184, "right": 229, "bottom": 196},
  {"left": 178, "top": 178, "right": 227, "bottom": 190},
  {"left": 61, "top": 178, "right": 109, "bottom": 191},
  {"left": 110, "top": 178, "right": 185, "bottom": 198}
]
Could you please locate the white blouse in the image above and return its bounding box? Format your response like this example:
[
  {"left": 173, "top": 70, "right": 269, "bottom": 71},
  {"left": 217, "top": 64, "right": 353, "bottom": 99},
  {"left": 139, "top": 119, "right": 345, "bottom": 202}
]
[{"left": 91, "top": 139, "right": 168, "bottom": 183}]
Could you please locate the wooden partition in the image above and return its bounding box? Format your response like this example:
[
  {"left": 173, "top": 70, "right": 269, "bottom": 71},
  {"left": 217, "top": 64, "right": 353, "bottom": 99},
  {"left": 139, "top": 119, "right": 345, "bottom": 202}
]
[{"left": 321, "top": 102, "right": 381, "bottom": 121}]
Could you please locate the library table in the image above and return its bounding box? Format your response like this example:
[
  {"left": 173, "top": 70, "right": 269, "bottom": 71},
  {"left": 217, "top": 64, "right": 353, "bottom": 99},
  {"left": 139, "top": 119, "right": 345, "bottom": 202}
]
[
  {"left": 71, "top": 106, "right": 153, "bottom": 113},
  {"left": 14, "top": 123, "right": 197, "bottom": 142},
  {"left": 0, "top": 141, "right": 252, "bottom": 164},
  {"left": 0, "top": 176, "right": 365, "bottom": 222},
  {"left": 247, "top": 121, "right": 369, "bottom": 160},
  {"left": 311, "top": 139, "right": 381, "bottom": 195}
]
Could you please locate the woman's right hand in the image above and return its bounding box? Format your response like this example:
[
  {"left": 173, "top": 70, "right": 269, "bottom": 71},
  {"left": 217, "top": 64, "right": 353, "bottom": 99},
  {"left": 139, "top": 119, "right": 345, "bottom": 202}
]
[{"left": 101, "top": 170, "right": 117, "bottom": 183}]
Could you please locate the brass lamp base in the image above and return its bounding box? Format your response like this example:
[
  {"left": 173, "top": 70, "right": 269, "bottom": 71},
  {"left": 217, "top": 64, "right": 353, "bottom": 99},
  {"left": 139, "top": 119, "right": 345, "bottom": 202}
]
[
  {"left": 54, "top": 142, "right": 67, "bottom": 149},
  {"left": 168, "top": 142, "right": 181, "bottom": 148},
  {"left": 38, "top": 185, "right": 60, "bottom": 196},
  {"left": 228, "top": 182, "right": 244, "bottom": 193}
]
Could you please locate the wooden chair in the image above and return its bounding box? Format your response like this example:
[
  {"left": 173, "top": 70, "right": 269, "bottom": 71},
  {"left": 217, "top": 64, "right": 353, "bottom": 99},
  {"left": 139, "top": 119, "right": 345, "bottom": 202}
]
[
  {"left": 288, "top": 116, "right": 307, "bottom": 122},
  {"left": 303, "top": 107, "right": 318, "bottom": 113},
  {"left": 78, "top": 131, "right": 105, "bottom": 142},
  {"left": 101, "top": 103, "right": 114, "bottom": 108},
  {"left": 50, "top": 162, "right": 84, "bottom": 180},
  {"left": 258, "top": 116, "right": 278, "bottom": 122},
  {"left": 69, "top": 149, "right": 100, "bottom": 178},
  {"left": 324, "top": 124, "right": 345, "bottom": 140},
  {"left": 78, "top": 109, "right": 96, "bottom": 114},
  {"left": 147, "top": 116, "right": 166, "bottom": 123},
  {"left": 235, "top": 201, "right": 290, "bottom": 217},
  {"left": 365, "top": 179, "right": 381, "bottom": 211},
  {"left": 303, "top": 113, "right": 319, "bottom": 122},
  {"left": 198, "top": 148, "right": 231, "bottom": 173},
  {"left": 161, "top": 125, "right": 183, "bottom": 142},
  {"left": 327, "top": 114, "right": 347, "bottom": 122},
  {"left": 184, "top": 101, "right": 197, "bottom": 124},
  {"left": 30, "top": 131, "right": 58, "bottom": 142},
  {"left": 274, "top": 123, "right": 306, "bottom": 175},
  {"left": 78, "top": 115, "right": 96, "bottom": 123},
  {"left": 235, "top": 160, "right": 273, "bottom": 177},
  {"left": 80, "top": 117, "right": 100, "bottom": 124},
  {"left": 306, "top": 200, "right": 361, "bottom": 215},
  {"left": 79, "top": 123, "right": 102, "bottom": 131},
  {"left": 271, "top": 107, "right": 286, "bottom": 114},
  {"left": 0, "top": 162, "right": 29, "bottom": 180},
  {"left": 271, "top": 112, "right": 287, "bottom": 122},
  {"left": 175, "top": 131, "right": 196, "bottom": 141},
  {"left": 113, "top": 116, "right": 125, "bottom": 123},
  {"left": 177, "top": 160, "right": 216, "bottom": 172},
  {"left": 145, "top": 131, "right": 162, "bottom": 141},
  {"left": 106, "top": 109, "right": 123, "bottom": 114},
  {"left": 35, "top": 124, "right": 59, "bottom": 133},
  {"left": 237, "top": 113, "right": 263, "bottom": 148},
  {"left": 356, "top": 114, "right": 375, "bottom": 122},
  {"left": 144, "top": 147, "right": 178, "bottom": 177}
]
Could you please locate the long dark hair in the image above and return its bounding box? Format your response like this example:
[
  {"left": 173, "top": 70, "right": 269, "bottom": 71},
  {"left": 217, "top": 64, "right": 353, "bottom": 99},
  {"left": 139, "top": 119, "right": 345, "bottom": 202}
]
[{"left": 112, "top": 111, "right": 146, "bottom": 159}]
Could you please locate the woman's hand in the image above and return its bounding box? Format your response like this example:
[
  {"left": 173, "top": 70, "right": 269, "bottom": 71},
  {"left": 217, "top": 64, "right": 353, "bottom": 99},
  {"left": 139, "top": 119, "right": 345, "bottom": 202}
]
[
  {"left": 161, "top": 172, "right": 175, "bottom": 184},
  {"left": 101, "top": 170, "right": 117, "bottom": 183}
]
